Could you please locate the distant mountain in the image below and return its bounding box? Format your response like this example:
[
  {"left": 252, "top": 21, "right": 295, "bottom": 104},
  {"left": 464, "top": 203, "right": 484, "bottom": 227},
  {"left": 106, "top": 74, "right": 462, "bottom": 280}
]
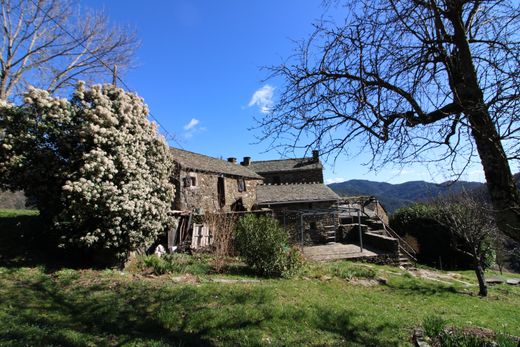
[{"left": 328, "top": 179, "right": 485, "bottom": 213}]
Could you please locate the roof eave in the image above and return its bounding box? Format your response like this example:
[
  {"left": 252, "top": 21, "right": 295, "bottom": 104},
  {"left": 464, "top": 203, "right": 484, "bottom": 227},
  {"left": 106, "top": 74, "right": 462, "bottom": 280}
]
[{"left": 257, "top": 198, "right": 338, "bottom": 205}]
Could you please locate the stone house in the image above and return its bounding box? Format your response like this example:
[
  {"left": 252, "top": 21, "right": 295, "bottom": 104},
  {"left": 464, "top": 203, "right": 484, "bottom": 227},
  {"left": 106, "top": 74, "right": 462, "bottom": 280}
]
[
  {"left": 170, "top": 147, "right": 339, "bottom": 213},
  {"left": 170, "top": 147, "right": 263, "bottom": 213},
  {"left": 243, "top": 150, "right": 324, "bottom": 184},
  {"left": 238, "top": 150, "right": 339, "bottom": 210}
]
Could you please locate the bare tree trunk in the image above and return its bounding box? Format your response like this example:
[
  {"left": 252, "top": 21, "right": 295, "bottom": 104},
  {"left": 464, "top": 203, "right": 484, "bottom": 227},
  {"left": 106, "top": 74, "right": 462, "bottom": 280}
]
[
  {"left": 474, "top": 261, "right": 488, "bottom": 297},
  {"left": 467, "top": 111, "right": 520, "bottom": 243},
  {"left": 449, "top": 7, "right": 520, "bottom": 243}
]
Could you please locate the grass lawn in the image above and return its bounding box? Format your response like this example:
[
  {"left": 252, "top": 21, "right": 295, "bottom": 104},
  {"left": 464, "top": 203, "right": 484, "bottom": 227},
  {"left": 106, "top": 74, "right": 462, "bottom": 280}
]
[{"left": 0, "top": 210, "right": 519, "bottom": 346}]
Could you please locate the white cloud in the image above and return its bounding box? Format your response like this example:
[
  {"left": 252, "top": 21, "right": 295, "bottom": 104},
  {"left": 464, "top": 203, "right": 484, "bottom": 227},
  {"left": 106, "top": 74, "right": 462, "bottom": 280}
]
[
  {"left": 182, "top": 118, "right": 205, "bottom": 139},
  {"left": 183, "top": 118, "right": 200, "bottom": 130},
  {"left": 248, "top": 85, "right": 274, "bottom": 114},
  {"left": 325, "top": 177, "right": 346, "bottom": 184}
]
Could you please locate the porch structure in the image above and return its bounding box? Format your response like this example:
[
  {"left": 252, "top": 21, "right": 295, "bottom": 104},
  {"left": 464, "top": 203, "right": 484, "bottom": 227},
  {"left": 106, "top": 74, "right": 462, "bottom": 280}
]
[{"left": 303, "top": 243, "right": 379, "bottom": 261}]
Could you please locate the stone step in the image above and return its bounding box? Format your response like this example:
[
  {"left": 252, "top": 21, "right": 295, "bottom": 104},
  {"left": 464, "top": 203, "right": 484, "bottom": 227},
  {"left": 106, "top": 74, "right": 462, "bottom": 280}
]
[{"left": 307, "top": 253, "right": 370, "bottom": 261}]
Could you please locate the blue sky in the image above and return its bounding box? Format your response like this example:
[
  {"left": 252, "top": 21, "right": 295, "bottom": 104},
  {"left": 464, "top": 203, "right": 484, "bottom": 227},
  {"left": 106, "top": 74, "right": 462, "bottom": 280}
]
[{"left": 83, "top": 0, "right": 488, "bottom": 184}]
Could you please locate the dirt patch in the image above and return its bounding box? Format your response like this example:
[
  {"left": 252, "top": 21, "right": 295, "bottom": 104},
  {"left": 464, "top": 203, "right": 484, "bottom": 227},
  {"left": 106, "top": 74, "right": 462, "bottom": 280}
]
[
  {"left": 170, "top": 274, "right": 201, "bottom": 284},
  {"left": 211, "top": 278, "right": 261, "bottom": 284},
  {"left": 350, "top": 278, "right": 379, "bottom": 286},
  {"left": 408, "top": 269, "right": 473, "bottom": 287}
]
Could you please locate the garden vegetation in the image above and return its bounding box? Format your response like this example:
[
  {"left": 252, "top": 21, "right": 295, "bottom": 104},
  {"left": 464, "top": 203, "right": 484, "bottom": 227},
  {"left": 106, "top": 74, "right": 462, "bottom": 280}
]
[{"left": 0, "top": 84, "right": 175, "bottom": 263}]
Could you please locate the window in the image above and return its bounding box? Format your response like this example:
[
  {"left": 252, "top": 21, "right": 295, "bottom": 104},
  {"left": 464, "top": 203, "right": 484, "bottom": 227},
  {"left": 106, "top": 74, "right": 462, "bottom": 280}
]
[
  {"left": 237, "top": 178, "right": 246, "bottom": 192},
  {"left": 217, "top": 176, "right": 225, "bottom": 208},
  {"left": 184, "top": 173, "right": 197, "bottom": 187}
]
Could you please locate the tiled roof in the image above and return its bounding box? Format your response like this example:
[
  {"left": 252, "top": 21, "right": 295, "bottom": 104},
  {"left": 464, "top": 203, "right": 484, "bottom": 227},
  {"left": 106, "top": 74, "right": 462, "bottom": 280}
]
[
  {"left": 256, "top": 183, "right": 340, "bottom": 205},
  {"left": 248, "top": 157, "right": 322, "bottom": 173},
  {"left": 170, "top": 147, "right": 263, "bottom": 179}
]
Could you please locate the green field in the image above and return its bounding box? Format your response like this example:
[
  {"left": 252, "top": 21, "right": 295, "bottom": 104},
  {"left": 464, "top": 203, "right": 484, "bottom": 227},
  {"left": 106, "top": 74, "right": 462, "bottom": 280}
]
[{"left": 0, "top": 210, "right": 519, "bottom": 346}]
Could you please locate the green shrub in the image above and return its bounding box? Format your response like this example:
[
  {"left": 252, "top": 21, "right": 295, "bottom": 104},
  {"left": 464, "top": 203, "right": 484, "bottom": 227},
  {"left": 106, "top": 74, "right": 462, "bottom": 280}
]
[
  {"left": 495, "top": 333, "right": 519, "bottom": 347},
  {"left": 391, "top": 203, "right": 493, "bottom": 270},
  {"left": 440, "top": 330, "right": 482, "bottom": 347},
  {"left": 141, "top": 255, "right": 170, "bottom": 275},
  {"left": 423, "top": 315, "right": 446, "bottom": 338},
  {"left": 235, "top": 214, "right": 302, "bottom": 277}
]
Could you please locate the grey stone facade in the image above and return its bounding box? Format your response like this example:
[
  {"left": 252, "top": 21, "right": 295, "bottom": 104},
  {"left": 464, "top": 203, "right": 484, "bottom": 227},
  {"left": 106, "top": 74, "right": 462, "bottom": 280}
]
[
  {"left": 170, "top": 147, "right": 263, "bottom": 213},
  {"left": 259, "top": 169, "right": 323, "bottom": 185},
  {"left": 244, "top": 150, "right": 324, "bottom": 185},
  {"left": 174, "top": 170, "right": 260, "bottom": 212}
]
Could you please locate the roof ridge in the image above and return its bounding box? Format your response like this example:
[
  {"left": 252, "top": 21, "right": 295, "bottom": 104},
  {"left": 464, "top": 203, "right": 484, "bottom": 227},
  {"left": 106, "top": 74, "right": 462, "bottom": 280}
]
[
  {"left": 251, "top": 157, "right": 311, "bottom": 163},
  {"left": 169, "top": 146, "right": 262, "bottom": 179},
  {"left": 260, "top": 181, "right": 326, "bottom": 186},
  {"left": 169, "top": 146, "right": 223, "bottom": 161}
]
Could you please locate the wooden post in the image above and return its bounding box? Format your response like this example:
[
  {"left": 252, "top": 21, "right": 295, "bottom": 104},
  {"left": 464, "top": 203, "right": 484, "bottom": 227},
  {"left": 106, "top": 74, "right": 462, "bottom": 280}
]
[
  {"left": 300, "top": 214, "right": 304, "bottom": 251},
  {"left": 358, "top": 209, "right": 363, "bottom": 253}
]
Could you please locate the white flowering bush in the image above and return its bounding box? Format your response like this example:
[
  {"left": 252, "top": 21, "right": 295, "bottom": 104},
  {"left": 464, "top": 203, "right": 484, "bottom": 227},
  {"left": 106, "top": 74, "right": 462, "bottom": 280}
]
[
  {"left": 0, "top": 89, "right": 75, "bottom": 218},
  {"left": 0, "top": 83, "right": 175, "bottom": 262}
]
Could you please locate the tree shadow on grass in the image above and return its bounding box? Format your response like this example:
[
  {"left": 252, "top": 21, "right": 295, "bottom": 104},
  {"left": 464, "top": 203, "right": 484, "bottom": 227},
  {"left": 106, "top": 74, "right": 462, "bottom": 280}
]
[
  {"left": 0, "top": 270, "right": 406, "bottom": 346},
  {"left": 386, "top": 276, "right": 461, "bottom": 296},
  {"left": 221, "top": 262, "right": 263, "bottom": 278},
  {"left": 0, "top": 214, "right": 93, "bottom": 271},
  {"left": 0, "top": 276, "right": 214, "bottom": 346},
  {"left": 312, "top": 306, "right": 402, "bottom": 346}
]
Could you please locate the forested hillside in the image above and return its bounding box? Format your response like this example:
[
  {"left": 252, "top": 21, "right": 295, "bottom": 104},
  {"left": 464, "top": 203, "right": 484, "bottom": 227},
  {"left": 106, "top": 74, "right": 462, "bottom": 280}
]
[{"left": 328, "top": 179, "right": 485, "bottom": 213}]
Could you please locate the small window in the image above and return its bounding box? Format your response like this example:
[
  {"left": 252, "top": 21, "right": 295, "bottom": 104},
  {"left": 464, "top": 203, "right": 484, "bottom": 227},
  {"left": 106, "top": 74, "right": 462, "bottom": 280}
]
[
  {"left": 237, "top": 178, "right": 246, "bottom": 192},
  {"left": 184, "top": 173, "right": 197, "bottom": 187},
  {"left": 218, "top": 176, "right": 225, "bottom": 208}
]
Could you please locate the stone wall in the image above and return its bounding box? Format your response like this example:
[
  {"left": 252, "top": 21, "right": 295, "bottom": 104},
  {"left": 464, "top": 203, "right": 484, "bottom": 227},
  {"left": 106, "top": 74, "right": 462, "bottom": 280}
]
[
  {"left": 365, "top": 200, "right": 389, "bottom": 225},
  {"left": 260, "top": 169, "right": 323, "bottom": 185},
  {"left": 271, "top": 203, "right": 339, "bottom": 244},
  {"left": 174, "top": 170, "right": 260, "bottom": 212}
]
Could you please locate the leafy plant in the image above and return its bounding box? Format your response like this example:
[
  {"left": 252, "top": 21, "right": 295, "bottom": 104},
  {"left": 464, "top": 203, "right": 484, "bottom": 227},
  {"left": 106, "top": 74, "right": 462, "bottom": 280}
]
[
  {"left": 423, "top": 315, "right": 446, "bottom": 338},
  {"left": 235, "top": 214, "right": 302, "bottom": 277},
  {"left": 440, "top": 330, "right": 482, "bottom": 347},
  {"left": 495, "top": 333, "right": 519, "bottom": 347},
  {"left": 139, "top": 254, "right": 212, "bottom": 276}
]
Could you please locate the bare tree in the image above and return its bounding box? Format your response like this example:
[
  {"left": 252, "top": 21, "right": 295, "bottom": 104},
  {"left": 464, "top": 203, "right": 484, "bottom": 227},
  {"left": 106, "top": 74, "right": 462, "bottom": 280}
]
[
  {"left": 258, "top": 0, "right": 520, "bottom": 243},
  {"left": 0, "top": 0, "right": 137, "bottom": 100},
  {"left": 432, "top": 193, "right": 496, "bottom": 296}
]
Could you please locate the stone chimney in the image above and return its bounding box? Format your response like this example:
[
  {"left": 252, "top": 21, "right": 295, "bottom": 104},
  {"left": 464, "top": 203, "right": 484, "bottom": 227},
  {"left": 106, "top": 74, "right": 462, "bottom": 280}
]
[
  {"left": 241, "top": 156, "right": 251, "bottom": 166},
  {"left": 312, "top": 150, "right": 319, "bottom": 162},
  {"left": 227, "top": 157, "right": 237, "bottom": 164}
]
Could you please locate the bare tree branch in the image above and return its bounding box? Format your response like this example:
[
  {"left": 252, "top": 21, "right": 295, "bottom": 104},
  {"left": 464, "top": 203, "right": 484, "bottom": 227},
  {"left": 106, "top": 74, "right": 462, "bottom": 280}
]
[
  {"left": 257, "top": 0, "right": 520, "bottom": 243},
  {"left": 0, "top": 0, "right": 138, "bottom": 100}
]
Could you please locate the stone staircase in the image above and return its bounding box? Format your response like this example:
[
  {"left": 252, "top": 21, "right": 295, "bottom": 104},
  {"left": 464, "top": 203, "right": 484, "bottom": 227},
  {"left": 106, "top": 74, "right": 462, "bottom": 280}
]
[
  {"left": 324, "top": 225, "right": 337, "bottom": 242},
  {"left": 338, "top": 213, "right": 417, "bottom": 268},
  {"left": 397, "top": 250, "right": 415, "bottom": 268}
]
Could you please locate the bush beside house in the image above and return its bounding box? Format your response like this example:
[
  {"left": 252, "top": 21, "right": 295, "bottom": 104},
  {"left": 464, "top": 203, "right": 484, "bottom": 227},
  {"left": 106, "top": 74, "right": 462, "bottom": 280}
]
[{"left": 235, "top": 214, "right": 302, "bottom": 277}]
